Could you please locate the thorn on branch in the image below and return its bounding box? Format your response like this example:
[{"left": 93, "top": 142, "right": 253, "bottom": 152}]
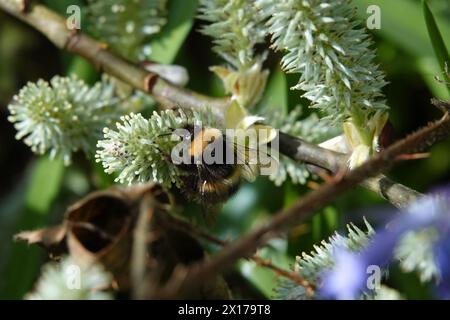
[
  {"left": 64, "top": 32, "right": 110, "bottom": 72},
  {"left": 316, "top": 168, "right": 347, "bottom": 184},
  {"left": 395, "top": 152, "right": 430, "bottom": 161},
  {"left": 19, "top": 0, "right": 31, "bottom": 12},
  {"left": 144, "top": 73, "right": 158, "bottom": 93},
  {"left": 251, "top": 255, "right": 315, "bottom": 297},
  {"left": 64, "top": 29, "right": 81, "bottom": 51}
]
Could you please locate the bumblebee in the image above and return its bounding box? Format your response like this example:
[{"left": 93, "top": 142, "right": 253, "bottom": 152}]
[{"left": 174, "top": 125, "right": 256, "bottom": 205}]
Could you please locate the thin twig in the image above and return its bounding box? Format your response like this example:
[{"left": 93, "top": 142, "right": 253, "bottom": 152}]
[
  {"left": 156, "top": 210, "right": 227, "bottom": 247},
  {"left": 157, "top": 211, "right": 315, "bottom": 295},
  {"left": 251, "top": 255, "right": 314, "bottom": 296}
]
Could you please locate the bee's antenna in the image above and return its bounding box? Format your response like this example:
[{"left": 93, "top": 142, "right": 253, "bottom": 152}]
[{"left": 156, "top": 132, "right": 176, "bottom": 138}]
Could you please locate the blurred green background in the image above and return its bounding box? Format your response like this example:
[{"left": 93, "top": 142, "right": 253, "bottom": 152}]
[{"left": 0, "top": 0, "right": 449, "bottom": 299}]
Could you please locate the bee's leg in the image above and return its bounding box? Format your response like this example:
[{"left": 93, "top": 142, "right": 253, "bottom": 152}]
[
  {"left": 161, "top": 152, "right": 172, "bottom": 164},
  {"left": 201, "top": 203, "right": 222, "bottom": 228}
]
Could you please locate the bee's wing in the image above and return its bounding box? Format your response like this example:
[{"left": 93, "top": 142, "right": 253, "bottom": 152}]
[
  {"left": 257, "top": 151, "right": 279, "bottom": 177},
  {"left": 240, "top": 163, "right": 259, "bottom": 182},
  {"left": 232, "top": 141, "right": 279, "bottom": 181}
]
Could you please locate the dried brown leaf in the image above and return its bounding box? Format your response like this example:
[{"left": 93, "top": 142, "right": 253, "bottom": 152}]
[{"left": 14, "top": 223, "right": 67, "bottom": 247}]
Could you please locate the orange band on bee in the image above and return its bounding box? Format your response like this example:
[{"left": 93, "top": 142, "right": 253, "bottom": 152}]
[
  {"left": 189, "top": 128, "right": 223, "bottom": 158},
  {"left": 200, "top": 167, "right": 241, "bottom": 194}
]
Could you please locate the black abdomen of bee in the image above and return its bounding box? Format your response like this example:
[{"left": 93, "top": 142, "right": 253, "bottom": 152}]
[
  {"left": 174, "top": 126, "right": 242, "bottom": 204},
  {"left": 183, "top": 163, "right": 241, "bottom": 203}
]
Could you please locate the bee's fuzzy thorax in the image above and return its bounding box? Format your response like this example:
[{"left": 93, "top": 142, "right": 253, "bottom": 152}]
[{"left": 189, "top": 127, "right": 223, "bottom": 158}]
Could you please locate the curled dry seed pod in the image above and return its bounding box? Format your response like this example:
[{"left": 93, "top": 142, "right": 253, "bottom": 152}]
[
  {"left": 64, "top": 186, "right": 140, "bottom": 289},
  {"left": 15, "top": 184, "right": 231, "bottom": 299},
  {"left": 16, "top": 184, "right": 155, "bottom": 291}
]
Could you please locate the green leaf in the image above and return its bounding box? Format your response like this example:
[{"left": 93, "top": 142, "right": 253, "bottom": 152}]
[
  {"left": 354, "top": 0, "right": 450, "bottom": 98},
  {"left": 260, "top": 67, "right": 288, "bottom": 115},
  {"left": 422, "top": 0, "right": 450, "bottom": 97},
  {"left": 0, "top": 178, "right": 28, "bottom": 294},
  {"left": 311, "top": 213, "right": 322, "bottom": 243},
  {"left": 0, "top": 157, "right": 64, "bottom": 299},
  {"left": 66, "top": 57, "right": 99, "bottom": 85},
  {"left": 354, "top": 0, "right": 436, "bottom": 56},
  {"left": 43, "top": 0, "right": 85, "bottom": 14},
  {"left": 323, "top": 206, "right": 339, "bottom": 232},
  {"left": 149, "top": 0, "right": 198, "bottom": 64},
  {"left": 25, "top": 158, "right": 65, "bottom": 213}
]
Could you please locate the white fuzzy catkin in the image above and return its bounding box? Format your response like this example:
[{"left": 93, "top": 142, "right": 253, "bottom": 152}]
[
  {"left": 199, "top": 0, "right": 267, "bottom": 69},
  {"left": 26, "top": 257, "right": 113, "bottom": 300},
  {"left": 257, "top": 0, "right": 389, "bottom": 123},
  {"left": 8, "top": 75, "right": 119, "bottom": 165}
]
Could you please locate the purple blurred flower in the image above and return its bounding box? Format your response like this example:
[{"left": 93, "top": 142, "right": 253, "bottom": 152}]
[
  {"left": 319, "top": 187, "right": 450, "bottom": 300},
  {"left": 319, "top": 248, "right": 366, "bottom": 300},
  {"left": 435, "top": 237, "right": 450, "bottom": 298}
]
